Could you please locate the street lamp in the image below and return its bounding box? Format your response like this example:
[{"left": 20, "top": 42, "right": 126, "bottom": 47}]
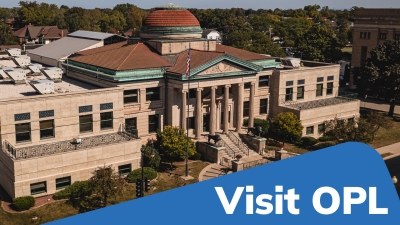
[
  {"left": 138, "top": 145, "right": 155, "bottom": 198},
  {"left": 353, "top": 121, "right": 358, "bottom": 141},
  {"left": 393, "top": 176, "right": 398, "bottom": 185}
]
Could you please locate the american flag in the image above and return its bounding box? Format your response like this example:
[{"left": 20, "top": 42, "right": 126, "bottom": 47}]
[{"left": 186, "top": 49, "right": 190, "bottom": 78}]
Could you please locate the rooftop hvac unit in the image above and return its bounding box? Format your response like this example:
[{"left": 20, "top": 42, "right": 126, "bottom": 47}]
[
  {"left": 5, "top": 68, "right": 28, "bottom": 85},
  {"left": 280, "top": 57, "right": 301, "bottom": 69},
  {"left": 5, "top": 48, "right": 21, "bottom": 57},
  {"left": 27, "top": 63, "right": 43, "bottom": 75},
  {"left": 12, "top": 55, "right": 31, "bottom": 68},
  {"left": 0, "top": 67, "right": 13, "bottom": 79},
  {"left": 41, "top": 67, "right": 62, "bottom": 82},
  {"left": 29, "top": 79, "right": 55, "bottom": 94}
]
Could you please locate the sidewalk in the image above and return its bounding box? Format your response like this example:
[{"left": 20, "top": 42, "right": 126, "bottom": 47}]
[{"left": 376, "top": 142, "right": 400, "bottom": 160}]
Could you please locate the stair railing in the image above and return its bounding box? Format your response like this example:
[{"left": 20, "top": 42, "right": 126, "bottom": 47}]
[
  {"left": 227, "top": 131, "right": 250, "bottom": 156},
  {"left": 217, "top": 139, "right": 235, "bottom": 159}
]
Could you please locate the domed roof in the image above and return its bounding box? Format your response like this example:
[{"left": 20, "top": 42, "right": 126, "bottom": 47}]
[{"left": 140, "top": 3, "right": 202, "bottom": 40}]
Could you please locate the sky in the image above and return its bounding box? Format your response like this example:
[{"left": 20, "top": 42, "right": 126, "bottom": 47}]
[{"left": 2, "top": 0, "right": 400, "bottom": 10}]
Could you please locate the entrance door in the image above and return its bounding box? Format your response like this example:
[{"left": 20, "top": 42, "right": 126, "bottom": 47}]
[{"left": 203, "top": 114, "right": 210, "bottom": 132}]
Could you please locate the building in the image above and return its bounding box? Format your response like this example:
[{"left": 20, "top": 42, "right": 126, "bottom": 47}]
[
  {"left": 13, "top": 25, "right": 68, "bottom": 45},
  {"left": 202, "top": 29, "right": 221, "bottom": 44},
  {"left": 27, "top": 30, "right": 127, "bottom": 67},
  {"left": 350, "top": 8, "right": 400, "bottom": 87},
  {"left": 0, "top": 3, "right": 359, "bottom": 199}
]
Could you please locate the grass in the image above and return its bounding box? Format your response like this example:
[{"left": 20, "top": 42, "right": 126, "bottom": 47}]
[
  {"left": 381, "top": 152, "right": 394, "bottom": 158},
  {"left": 368, "top": 117, "right": 400, "bottom": 149},
  {"left": 342, "top": 46, "right": 352, "bottom": 52},
  {"left": 0, "top": 161, "right": 210, "bottom": 225}
]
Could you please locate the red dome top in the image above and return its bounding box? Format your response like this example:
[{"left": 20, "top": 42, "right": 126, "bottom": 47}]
[{"left": 143, "top": 10, "right": 200, "bottom": 27}]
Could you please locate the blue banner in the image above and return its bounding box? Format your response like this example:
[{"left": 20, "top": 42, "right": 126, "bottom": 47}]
[{"left": 46, "top": 142, "right": 399, "bottom": 224}]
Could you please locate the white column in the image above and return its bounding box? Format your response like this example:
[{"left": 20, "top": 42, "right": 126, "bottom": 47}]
[
  {"left": 195, "top": 88, "right": 203, "bottom": 139},
  {"left": 236, "top": 83, "right": 244, "bottom": 132},
  {"left": 209, "top": 86, "right": 217, "bottom": 135}
]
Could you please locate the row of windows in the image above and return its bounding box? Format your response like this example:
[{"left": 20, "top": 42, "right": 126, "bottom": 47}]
[
  {"left": 285, "top": 83, "right": 333, "bottom": 101},
  {"left": 306, "top": 124, "right": 325, "bottom": 135},
  {"left": 30, "top": 164, "right": 133, "bottom": 195},
  {"left": 125, "top": 115, "right": 160, "bottom": 134},
  {"left": 359, "top": 32, "right": 400, "bottom": 40},
  {"left": 123, "top": 87, "right": 160, "bottom": 104},
  {"left": 15, "top": 112, "right": 113, "bottom": 143},
  {"left": 286, "top": 76, "right": 334, "bottom": 87},
  {"left": 243, "top": 98, "right": 268, "bottom": 117},
  {"left": 360, "top": 32, "right": 371, "bottom": 39}
]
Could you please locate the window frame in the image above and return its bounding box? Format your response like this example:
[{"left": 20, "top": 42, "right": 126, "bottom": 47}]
[
  {"left": 146, "top": 87, "right": 160, "bottom": 101},
  {"left": 30, "top": 181, "right": 47, "bottom": 195},
  {"left": 118, "top": 164, "right": 132, "bottom": 176},
  {"left": 39, "top": 119, "right": 55, "bottom": 140},
  {"left": 188, "top": 117, "right": 195, "bottom": 129},
  {"left": 259, "top": 98, "right": 268, "bottom": 114},
  {"left": 79, "top": 114, "right": 93, "bottom": 133},
  {"left": 379, "top": 33, "right": 387, "bottom": 40},
  {"left": 316, "top": 84, "right": 323, "bottom": 97},
  {"left": 317, "top": 77, "right": 324, "bottom": 82},
  {"left": 326, "top": 82, "right": 333, "bottom": 95},
  {"left": 285, "top": 88, "right": 293, "bottom": 101},
  {"left": 306, "top": 126, "right": 314, "bottom": 135},
  {"left": 100, "top": 112, "right": 113, "bottom": 130},
  {"left": 243, "top": 101, "right": 250, "bottom": 117},
  {"left": 296, "top": 86, "right": 304, "bottom": 100},
  {"left": 123, "top": 89, "right": 138, "bottom": 104},
  {"left": 15, "top": 122, "right": 31, "bottom": 143},
  {"left": 258, "top": 75, "right": 269, "bottom": 87},
  {"left": 297, "top": 79, "right": 305, "bottom": 85},
  {"left": 318, "top": 124, "right": 325, "bottom": 134},
  {"left": 148, "top": 115, "right": 159, "bottom": 133},
  {"left": 286, "top": 81, "right": 294, "bottom": 86},
  {"left": 56, "top": 176, "right": 71, "bottom": 190},
  {"left": 244, "top": 82, "right": 251, "bottom": 89}
]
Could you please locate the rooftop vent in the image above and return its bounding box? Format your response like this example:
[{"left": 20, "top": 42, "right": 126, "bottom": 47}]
[
  {"left": 5, "top": 48, "right": 21, "bottom": 57},
  {"left": 0, "top": 67, "right": 14, "bottom": 79},
  {"left": 27, "top": 63, "right": 43, "bottom": 75},
  {"left": 12, "top": 55, "right": 31, "bottom": 68},
  {"left": 5, "top": 68, "right": 28, "bottom": 85},
  {"left": 41, "top": 67, "right": 62, "bottom": 82},
  {"left": 29, "top": 79, "right": 55, "bottom": 94},
  {"left": 280, "top": 57, "right": 301, "bottom": 69}
]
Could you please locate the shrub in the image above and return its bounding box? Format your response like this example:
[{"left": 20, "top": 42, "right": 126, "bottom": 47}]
[
  {"left": 310, "top": 141, "right": 338, "bottom": 151},
  {"left": 189, "top": 151, "right": 202, "bottom": 160},
  {"left": 142, "top": 145, "right": 161, "bottom": 169},
  {"left": 127, "top": 167, "right": 157, "bottom": 183},
  {"left": 13, "top": 196, "right": 35, "bottom": 211},
  {"left": 318, "top": 136, "right": 335, "bottom": 142},
  {"left": 53, "top": 181, "right": 91, "bottom": 200},
  {"left": 297, "top": 137, "right": 318, "bottom": 149}
]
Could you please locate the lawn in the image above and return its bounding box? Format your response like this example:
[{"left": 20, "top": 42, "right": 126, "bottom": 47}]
[
  {"left": 342, "top": 46, "right": 352, "bottom": 52},
  {"left": 0, "top": 161, "right": 210, "bottom": 225},
  {"left": 368, "top": 116, "right": 400, "bottom": 149}
]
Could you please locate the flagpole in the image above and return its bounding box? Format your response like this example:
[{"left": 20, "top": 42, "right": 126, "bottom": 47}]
[{"left": 186, "top": 45, "right": 191, "bottom": 177}]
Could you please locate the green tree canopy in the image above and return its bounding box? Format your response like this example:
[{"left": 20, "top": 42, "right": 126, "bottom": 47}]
[
  {"left": 0, "top": 23, "right": 18, "bottom": 45},
  {"left": 353, "top": 40, "right": 400, "bottom": 116},
  {"left": 273, "top": 112, "right": 303, "bottom": 144}
]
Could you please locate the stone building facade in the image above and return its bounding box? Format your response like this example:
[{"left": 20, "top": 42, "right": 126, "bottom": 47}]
[
  {"left": 0, "top": 3, "right": 360, "bottom": 198},
  {"left": 351, "top": 8, "right": 400, "bottom": 86}
]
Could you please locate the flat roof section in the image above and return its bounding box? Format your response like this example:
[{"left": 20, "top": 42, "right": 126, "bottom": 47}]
[
  {"left": 0, "top": 57, "right": 17, "bottom": 67},
  {"left": 0, "top": 73, "right": 100, "bottom": 100},
  {"left": 67, "top": 30, "right": 119, "bottom": 40}
]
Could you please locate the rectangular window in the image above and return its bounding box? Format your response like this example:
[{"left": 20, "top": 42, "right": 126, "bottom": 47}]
[
  {"left": 326, "top": 82, "right": 333, "bottom": 95},
  {"left": 79, "top": 115, "right": 93, "bottom": 133},
  {"left": 318, "top": 124, "right": 324, "bottom": 134},
  {"left": 359, "top": 32, "right": 363, "bottom": 39},
  {"left": 79, "top": 105, "right": 92, "bottom": 113},
  {"left": 186, "top": 89, "right": 196, "bottom": 99},
  {"left": 286, "top": 81, "right": 293, "bottom": 86},
  {"left": 285, "top": 88, "right": 293, "bottom": 101},
  {"left": 243, "top": 101, "right": 249, "bottom": 117},
  {"left": 148, "top": 115, "right": 159, "bottom": 133},
  {"left": 40, "top": 120, "right": 54, "bottom": 139},
  {"left": 100, "top": 112, "right": 113, "bottom": 130},
  {"left": 244, "top": 82, "right": 251, "bottom": 89},
  {"left": 125, "top": 118, "right": 137, "bottom": 129},
  {"left": 327, "top": 76, "right": 334, "bottom": 81},
  {"left": 379, "top": 33, "right": 387, "bottom": 40},
  {"left": 368, "top": 32, "right": 371, "bottom": 39},
  {"left": 297, "top": 86, "right": 304, "bottom": 100},
  {"left": 361, "top": 46, "right": 368, "bottom": 65},
  {"left": 259, "top": 75, "right": 269, "bottom": 87},
  {"left": 100, "top": 103, "right": 113, "bottom": 110},
  {"left": 118, "top": 164, "right": 132, "bottom": 176},
  {"left": 14, "top": 112, "right": 30, "bottom": 121},
  {"left": 146, "top": 87, "right": 160, "bottom": 101},
  {"left": 188, "top": 117, "right": 195, "bottom": 129},
  {"left": 306, "top": 126, "right": 314, "bottom": 135},
  {"left": 259, "top": 99, "right": 268, "bottom": 114},
  {"left": 39, "top": 110, "right": 54, "bottom": 118},
  {"left": 317, "top": 77, "right": 324, "bottom": 82},
  {"left": 395, "top": 34, "right": 400, "bottom": 40},
  {"left": 316, "top": 84, "right": 323, "bottom": 97},
  {"left": 30, "top": 181, "right": 47, "bottom": 195},
  {"left": 15, "top": 123, "right": 31, "bottom": 143},
  {"left": 56, "top": 177, "right": 71, "bottom": 190},
  {"left": 123, "top": 89, "right": 138, "bottom": 104},
  {"left": 297, "top": 79, "right": 305, "bottom": 85}
]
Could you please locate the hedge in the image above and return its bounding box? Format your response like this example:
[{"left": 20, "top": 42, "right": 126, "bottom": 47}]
[
  {"left": 53, "top": 180, "right": 92, "bottom": 200},
  {"left": 310, "top": 141, "right": 338, "bottom": 151},
  {"left": 189, "top": 152, "right": 202, "bottom": 160},
  {"left": 13, "top": 196, "right": 35, "bottom": 211},
  {"left": 318, "top": 136, "right": 336, "bottom": 142},
  {"left": 297, "top": 137, "right": 318, "bottom": 149},
  {"left": 127, "top": 167, "right": 157, "bottom": 183}
]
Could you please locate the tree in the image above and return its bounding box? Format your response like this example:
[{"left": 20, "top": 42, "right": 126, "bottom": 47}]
[
  {"left": 0, "top": 23, "right": 18, "bottom": 45},
  {"left": 363, "top": 111, "right": 393, "bottom": 141},
  {"left": 142, "top": 144, "right": 161, "bottom": 169},
  {"left": 157, "top": 126, "right": 196, "bottom": 166},
  {"left": 353, "top": 40, "right": 400, "bottom": 116},
  {"left": 273, "top": 112, "right": 303, "bottom": 144},
  {"left": 324, "top": 117, "right": 356, "bottom": 141},
  {"left": 88, "top": 165, "right": 124, "bottom": 207}
]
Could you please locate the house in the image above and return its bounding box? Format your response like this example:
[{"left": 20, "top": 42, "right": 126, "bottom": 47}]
[
  {"left": 13, "top": 25, "right": 68, "bottom": 45},
  {"left": 0, "top": 3, "right": 359, "bottom": 199},
  {"left": 202, "top": 29, "right": 221, "bottom": 44}
]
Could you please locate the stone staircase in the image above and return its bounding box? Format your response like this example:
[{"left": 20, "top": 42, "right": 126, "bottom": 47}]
[
  {"left": 219, "top": 132, "right": 259, "bottom": 159},
  {"left": 199, "top": 164, "right": 232, "bottom": 181}
]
